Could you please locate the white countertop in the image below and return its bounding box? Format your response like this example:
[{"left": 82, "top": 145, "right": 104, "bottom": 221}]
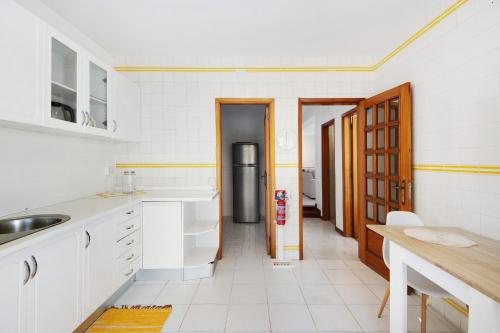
[{"left": 0, "top": 189, "right": 218, "bottom": 258}]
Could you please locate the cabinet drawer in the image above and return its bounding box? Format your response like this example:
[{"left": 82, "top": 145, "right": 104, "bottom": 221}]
[
  {"left": 116, "top": 230, "right": 140, "bottom": 258},
  {"left": 117, "top": 256, "right": 140, "bottom": 285},
  {"left": 117, "top": 245, "right": 141, "bottom": 270},
  {"left": 116, "top": 216, "right": 141, "bottom": 241},
  {"left": 120, "top": 204, "right": 140, "bottom": 219}
]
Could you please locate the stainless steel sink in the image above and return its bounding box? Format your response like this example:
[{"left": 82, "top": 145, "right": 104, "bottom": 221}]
[{"left": 0, "top": 214, "right": 71, "bottom": 245}]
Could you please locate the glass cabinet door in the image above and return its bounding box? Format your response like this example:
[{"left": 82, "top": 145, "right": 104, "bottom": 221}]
[
  {"left": 51, "top": 38, "right": 77, "bottom": 124},
  {"left": 88, "top": 62, "right": 108, "bottom": 130}
]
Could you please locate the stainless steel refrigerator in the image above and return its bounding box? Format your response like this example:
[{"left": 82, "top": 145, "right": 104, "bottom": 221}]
[{"left": 232, "top": 142, "right": 259, "bottom": 223}]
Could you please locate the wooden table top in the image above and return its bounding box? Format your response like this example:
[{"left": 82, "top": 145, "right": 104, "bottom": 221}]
[{"left": 368, "top": 225, "right": 500, "bottom": 303}]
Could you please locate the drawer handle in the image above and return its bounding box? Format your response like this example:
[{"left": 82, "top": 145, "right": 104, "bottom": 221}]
[
  {"left": 126, "top": 210, "right": 135, "bottom": 215},
  {"left": 126, "top": 253, "right": 135, "bottom": 261},
  {"left": 125, "top": 224, "right": 134, "bottom": 230},
  {"left": 125, "top": 268, "right": 134, "bottom": 277},
  {"left": 126, "top": 239, "right": 135, "bottom": 246}
]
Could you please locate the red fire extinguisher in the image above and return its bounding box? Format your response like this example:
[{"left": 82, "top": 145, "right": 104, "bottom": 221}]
[{"left": 275, "top": 190, "right": 287, "bottom": 226}]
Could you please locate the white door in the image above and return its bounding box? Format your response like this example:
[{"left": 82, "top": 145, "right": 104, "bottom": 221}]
[
  {"left": 31, "top": 231, "right": 81, "bottom": 333},
  {"left": 0, "top": 253, "right": 29, "bottom": 333},
  {"left": 0, "top": 0, "right": 43, "bottom": 126},
  {"left": 83, "top": 219, "right": 116, "bottom": 317},
  {"left": 112, "top": 72, "right": 141, "bottom": 142}
]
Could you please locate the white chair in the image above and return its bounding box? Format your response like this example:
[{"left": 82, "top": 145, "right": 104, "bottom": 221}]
[{"left": 378, "top": 211, "right": 452, "bottom": 333}]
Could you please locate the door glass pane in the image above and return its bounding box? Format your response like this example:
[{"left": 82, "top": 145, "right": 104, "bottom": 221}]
[
  {"left": 376, "top": 103, "right": 385, "bottom": 124},
  {"left": 366, "top": 155, "right": 373, "bottom": 173},
  {"left": 51, "top": 38, "right": 77, "bottom": 124},
  {"left": 366, "top": 178, "right": 374, "bottom": 196},
  {"left": 389, "top": 126, "right": 398, "bottom": 148},
  {"left": 377, "top": 154, "right": 384, "bottom": 175},
  {"left": 389, "top": 98, "right": 399, "bottom": 121},
  {"left": 390, "top": 181, "right": 399, "bottom": 203},
  {"left": 376, "top": 128, "right": 385, "bottom": 149},
  {"left": 88, "top": 62, "right": 108, "bottom": 130},
  {"left": 366, "top": 107, "right": 373, "bottom": 127},
  {"left": 377, "top": 179, "right": 385, "bottom": 199},
  {"left": 378, "top": 204, "right": 386, "bottom": 224},
  {"left": 366, "top": 201, "right": 374, "bottom": 220},
  {"left": 389, "top": 154, "right": 399, "bottom": 176},
  {"left": 366, "top": 131, "right": 373, "bottom": 149}
]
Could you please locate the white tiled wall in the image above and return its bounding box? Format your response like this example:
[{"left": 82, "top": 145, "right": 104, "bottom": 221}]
[
  {"left": 113, "top": 66, "right": 373, "bottom": 259},
  {"left": 373, "top": 1, "right": 500, "bottom": 330},
  {"left": 374, "top": 0, "right": 500, "bottom": 241}
]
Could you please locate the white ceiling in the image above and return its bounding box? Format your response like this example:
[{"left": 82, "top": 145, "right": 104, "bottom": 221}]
[{"left": 38, "top": 0, "right": 455, "bottom": 59}]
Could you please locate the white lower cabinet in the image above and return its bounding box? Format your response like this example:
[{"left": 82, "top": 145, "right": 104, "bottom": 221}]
[
  {"left": 0, "top": 252, "right": 29, "bottom": 333},
  {"left": 142, "top": 202, "right": 183, "bottom": 269},
  {"left": 83, "top": 219, "right": 116, "bottom": 318},
  {"left": 29, "top": 230, "right": 81, "bottom": 333}
]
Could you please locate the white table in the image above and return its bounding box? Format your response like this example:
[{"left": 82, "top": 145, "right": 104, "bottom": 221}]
[{"left": 368, "top": 225, "right": 500, "bottom": 333}]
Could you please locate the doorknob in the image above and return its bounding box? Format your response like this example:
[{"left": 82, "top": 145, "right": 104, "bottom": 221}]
[
  {"left": 391, "top": 181, "right": 406, "bottom": 205},
  {"left": 261, "top": 172, "right": 267, "bottom": 188},
  {"left": 400, "top": 180, "right": 406, "bottom": 205}
]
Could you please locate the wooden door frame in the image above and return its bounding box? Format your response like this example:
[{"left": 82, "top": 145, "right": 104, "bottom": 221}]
[
  {"left": 341, "top": 108, "right": 359, "bottom": 238},
  {"left": 215, "top": 98, "right": 276, "bottom": 259},
  {"left": 320, "top": 118, "right": 335, "bottom": 223},
  {"left": 298, "top": 98, "right": 364, "bottom": 259}
]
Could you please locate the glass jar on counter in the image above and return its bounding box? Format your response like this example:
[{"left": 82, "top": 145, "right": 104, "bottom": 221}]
[{"left": 122, "top": 170, "right": 136, "bottom": 193}]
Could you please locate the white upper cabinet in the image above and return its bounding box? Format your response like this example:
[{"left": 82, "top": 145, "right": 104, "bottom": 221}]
[
  {"left": 112, "top": 72, "right": 141, "bottom": 142},
  {"left": 83, "top": 56, "right": 113, "bottom": 137},
  {"left": 0, "top": 0, "right": 140, "bottom": 140},
  {"left": 46, "top": 31, "right": 85, "bottom": 133},
  {"left": 0, "top": 0, "right": 43, "bottom": 126}
]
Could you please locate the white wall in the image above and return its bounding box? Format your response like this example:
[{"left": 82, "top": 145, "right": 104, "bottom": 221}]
[
  {"left": 221, "top": 105, "right": 265, "bottom": 218},
  {"left": 372, "top": 1, "right": 500, "bottom": 330},
  {"left": 0, "top": 127, "right": 114, "bottom": 217},
  {"left": 301, "top": 116, "right": 315, "bottom": 168},
  {"left": 302, "top": 105, "right": 355, "bottom": 231}
]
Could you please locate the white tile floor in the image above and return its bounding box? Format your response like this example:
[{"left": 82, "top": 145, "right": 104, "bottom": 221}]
[{"left": 114, "top": 218, "right": 460, "bottom": 332}]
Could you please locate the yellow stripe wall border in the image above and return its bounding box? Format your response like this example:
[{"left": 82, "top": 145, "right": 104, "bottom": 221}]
[
  {"left": 117, "top": 163, "right": 500, "bottom": 175},
  {"left": 413, "top": 164, "right": 500, "bottom": 175},
  {"left": 115, "top": 163, "right": 298, "bottom": 169},
  {"left": 115, "top": 0, "right": 468, "bottom": 74},
  {"left": 116, "top": 163, "right": 216, "bottom": 169}
]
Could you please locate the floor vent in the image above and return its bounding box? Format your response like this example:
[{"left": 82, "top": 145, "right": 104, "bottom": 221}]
[{"left": 272, "top": 261, "right": 294, "bottom": 269}]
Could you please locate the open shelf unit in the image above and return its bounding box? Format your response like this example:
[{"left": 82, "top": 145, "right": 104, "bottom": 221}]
[
  {"left": 184, "top": 246, "right": 219, "bottom": 268},
  {"left": 182, "top": 198, "right": 219, "bottom": 279},
  {"left": 184, "top": 219, "right": 218, "bottom": 236}
]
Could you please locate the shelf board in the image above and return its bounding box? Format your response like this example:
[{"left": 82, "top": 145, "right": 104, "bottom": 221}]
[
  {"left": 184, "top": 220, "right": 218, "bottom": 236},
  {"left": 51, "top": 81, "right": 76, "bottom": 101},
  {"left": 184, "top": 246, "right": 218, "bottom": 268},
  {"left": 90, "top": 95, "right": 107, "bottom": 105}
]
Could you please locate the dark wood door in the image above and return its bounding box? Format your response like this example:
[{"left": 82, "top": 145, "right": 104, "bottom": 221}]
[{"left": 357, "top": 83, "right": 412, "bottom": 278}]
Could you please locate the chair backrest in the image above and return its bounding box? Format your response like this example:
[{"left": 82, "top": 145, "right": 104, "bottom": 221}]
[{"left": 382, "top": 211, "right": 424, "bottom": 268}]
